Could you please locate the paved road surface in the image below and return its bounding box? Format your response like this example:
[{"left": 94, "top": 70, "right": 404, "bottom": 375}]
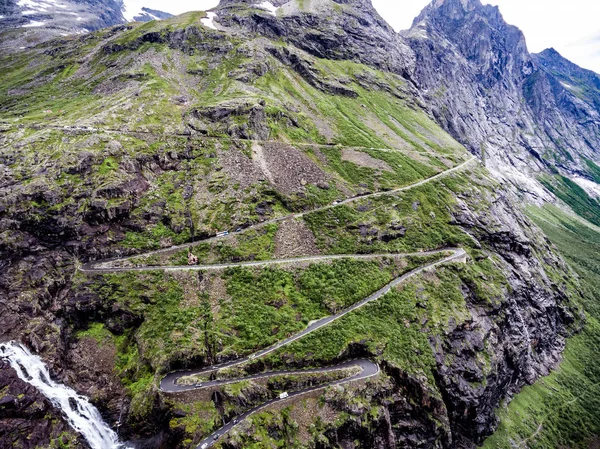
[
  {"left": 80, "top": 156, "right": 475, "bottom": 273},
  {"left": 155, "top": 247, "right": 466, "bottom": 448},
  {"left": 172, "top": 359, "right": 379, "bottom": 449},
  {"left": 77, "top": 155, "right": 475, "bottom": 448}
]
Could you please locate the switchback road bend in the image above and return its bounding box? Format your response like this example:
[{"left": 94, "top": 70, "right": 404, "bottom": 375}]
[{"left": 79, "top": 156, "right": 474, "bottom": 448}]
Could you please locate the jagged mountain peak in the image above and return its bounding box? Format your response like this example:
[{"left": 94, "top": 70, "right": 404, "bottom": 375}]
[
  {"left": 410, "top": 0, "right": 531, "bottom": 81},
  {"left": 413, "top": 0, "right": 492, "bottom": 24},
  {"left": 405, "top": 0, "right": 600, "bottom": 202},
  {"left": 540, "top": 47, "right": 562, "bottom": 58},
  {"left": 429, "top": 0, "right": 483, "bottom": 14},
  {"left": 534, "top": 46, "right": 600, "bottom": 112},
  {"left": 536, "top": 47, "right": 599, "bottom": 78},
  {"left": 414, "top": 0, "right": 513, "bottom": 34}
]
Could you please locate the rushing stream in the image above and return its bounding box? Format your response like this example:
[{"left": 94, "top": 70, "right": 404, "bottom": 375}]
[{"left": 0, "top": 341, "right": 130, "bottom": 449}]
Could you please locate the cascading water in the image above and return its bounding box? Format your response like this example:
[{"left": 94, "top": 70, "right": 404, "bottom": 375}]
[{"left": 0, "top": 341, "right": 131, "bottom": 449}]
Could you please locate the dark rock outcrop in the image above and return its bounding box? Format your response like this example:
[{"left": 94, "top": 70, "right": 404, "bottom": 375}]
[
  {"left": 438, "top": 191, "right": 579, "bottom": 446},
  {"left": 266, "top": 46, "right": 358, "bottom": 97},
  {"left": 186, "top": 99, "right": 271, "bottom": 139}
]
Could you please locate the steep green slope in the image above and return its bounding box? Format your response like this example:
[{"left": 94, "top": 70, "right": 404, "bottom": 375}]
[
  {"left": 482, "top": 205, "right": 600, "bottom": 448},
  {"left": 540, "top": 175, "right": 600, "bottom": 227}
]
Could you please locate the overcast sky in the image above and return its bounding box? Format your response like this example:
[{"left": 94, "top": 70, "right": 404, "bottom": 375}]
[{"left": 126, "top": 0, "right": 600, "bottom": 73}]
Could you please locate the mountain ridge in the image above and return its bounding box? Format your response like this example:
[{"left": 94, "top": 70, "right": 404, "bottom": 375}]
[{"left": 0, "top": 1, "right": 599, "bottom": 448}]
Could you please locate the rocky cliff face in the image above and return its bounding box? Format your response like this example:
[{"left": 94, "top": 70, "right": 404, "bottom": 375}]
[
  {"left": 0, "top": 0, "right": 595, "bottom": 448},
  {"left": 405, "top": 0, "right": 600, "bottom": 201},
  {"left": 214, "top": 0, "right": 416, "bottom": 80},
  {"left": 534, "top": 47, "right": 600, "bottom": 113}
]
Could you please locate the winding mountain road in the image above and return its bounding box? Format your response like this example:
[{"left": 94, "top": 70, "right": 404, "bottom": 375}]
[
  {"left": 78, "top": 156, "right": 475, "bottom": 448},
  {"left": 167, "top": 359, "right": 380, "bottom": 449},
  {"left": 80, "top": 156, "right": 475, "bottom": 272},
  {"left": 153, "top": 247, "right": 466, "bottom": 448}
]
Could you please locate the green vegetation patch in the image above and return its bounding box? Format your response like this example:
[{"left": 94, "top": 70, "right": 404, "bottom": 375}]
[
  {"left": 81, "top": 256, "right": 434, "bottom": 371},
  {"left": 75, "top": 322, "right": 154, "bottom": 418},
  {"left": 263, "top": 257, "right": 501, "bottom": 388},
  {"left": 584, "top": 158, "right": 600, "bottom": 185},
  {"left": 313, "top": 146, "right": 436, "bottom": 193},
  {"left": 217, "top": 257, "right": 418, "bottom": 356},
  {"left": 303, "top": 180, "right": 473, "bottom": 255}
]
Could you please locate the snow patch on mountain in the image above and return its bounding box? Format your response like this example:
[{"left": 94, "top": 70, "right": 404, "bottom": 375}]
[
  {"left": 23, "top": 20, "right": 46, "bottom": 26},
  {"left": 572, "top": 177, "right": 600, "bottom": 199},
  {"left": 17, "top": 0, "right": 67, "bottom": 12},
  {"left": 201, "top": 11, "right": 217, "bottom": 30},
  {"left": 256, "top": 1, "right": 279, "bottom": 16},
  {"left": 17, "top": 0, "right": 39, "bottom": 7},
  {"left": 121, "top": 0, "right": 173, "bottom": 22}
]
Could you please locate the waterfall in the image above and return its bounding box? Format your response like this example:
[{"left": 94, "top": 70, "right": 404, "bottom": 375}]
[{"left": 0, "top": 341, "right": 131, "bottom": 449}]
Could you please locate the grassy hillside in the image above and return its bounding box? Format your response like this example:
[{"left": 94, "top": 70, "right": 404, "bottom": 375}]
[
  {"left": 0, "top": 13, "right": 470, "bottom": 257},
  {"left": 70, "top": 163, "right": 540, "bottom": 446}
]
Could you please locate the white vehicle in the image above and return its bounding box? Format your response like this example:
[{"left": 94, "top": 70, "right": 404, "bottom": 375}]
[
  {"left": 216, "top": 231, "right": 229, "bottom": 237},
  {"left": 332, "top": 200, "right": 341, "bottom": 205},
  {"left": 279, "top": 392, "right": 289, "bottom": 400},
  {"left": 201, "top": 444, "right": 208, "bottom": 449},
  {"left": 248, "top": 354, "right": 256, "bottom": 360}
]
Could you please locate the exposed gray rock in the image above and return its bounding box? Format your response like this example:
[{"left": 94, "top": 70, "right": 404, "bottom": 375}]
[
  {"left": 441, "top": 191, "right": 579, "bottom": 446},
  {"left": 133, "top": 7, "right": 173, "bottom": 22},
  {"left": 185, "top": 99, "right": 271, "bottom": 140},
  {"left": 214, "top": 0, "right": 416, "bottom": 80},
  {"left": 0, "top": 0, "right": 126, "bottom": 52},
  {"left": 405, "top": 0, "right": 600, "bottom": 200}
]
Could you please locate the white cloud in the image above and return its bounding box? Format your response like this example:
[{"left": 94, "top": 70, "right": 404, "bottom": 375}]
[{"left": 131, "top": 0, "right": 600, "bottom": 73}]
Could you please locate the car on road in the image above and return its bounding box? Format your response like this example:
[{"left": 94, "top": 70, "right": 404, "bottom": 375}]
[
  {"left": 332, "top": 200, "right": 341, "bottom": 205},
  {"left": 200, "top": 444, "right": 208, "bottom": 449},
  {"left": 233, "top": 418, "right": 238, "bottom": 424},
  {"left": 213, "top": 434, "right": 220, "bottom": 440},
  {"left": 279, "top": 392, "right": 289, "bottom": 399}
]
